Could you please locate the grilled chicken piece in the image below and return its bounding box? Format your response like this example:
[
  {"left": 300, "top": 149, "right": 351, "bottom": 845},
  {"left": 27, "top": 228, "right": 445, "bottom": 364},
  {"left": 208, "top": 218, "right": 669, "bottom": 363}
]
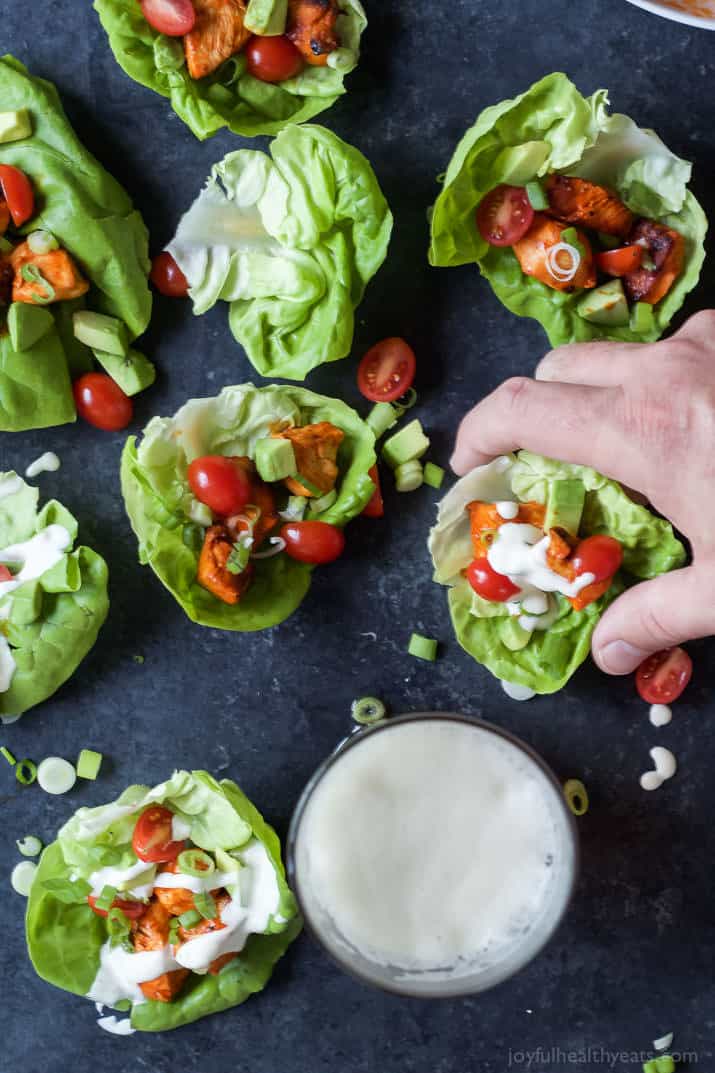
[
  {"left": 154, "top": 859, "right": 195, "bottom": 917},
  {"left": 273, "top": 421, "right": 344, "bottom": 497},
  {"left": 197, "top": 524, "right": 254, "bottom": 605},
  {"left": 226, "top": 458, "right": 279, "bottom": 549},
  {"left": 0, "top": 201, "right": 9, "bottom": 235},
  {"left": 132, "top": 900, "right": 189, "bottom": 1003},
  {"left": 545, "top": 175, "right": 633, "bottom": 237},
  {"left": 209, "top": 952, "right": 239, "bottom": 975},
  {"left": 184, "top": 0, "right": 251, "bottom": 80},
  {"left": 177, "top": 891, "right": 231, "bottom": 943},
  {"left": 513, "top": 214, "right": 596, "bottom": 293},
  {"left": 623, "top": 219, "right": 685, "bottom": 306},
  {"left": 286, "top": 0, "right": 339, "bottom": 66},
  {"left": 468, "top": 500, "right": 546, "bottom": 556},
  {"left": 10, "top": 241, "right": 89, "bottom": 304}
]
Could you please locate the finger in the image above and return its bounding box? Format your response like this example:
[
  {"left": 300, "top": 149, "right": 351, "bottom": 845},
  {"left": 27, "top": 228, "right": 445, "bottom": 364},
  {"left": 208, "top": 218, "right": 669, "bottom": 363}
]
[
  {"left": 536, "top": 340, "right": 648, "bottom": 387},
  {"left": 592, "top": 566, "right": 715, "bottom": 675}
]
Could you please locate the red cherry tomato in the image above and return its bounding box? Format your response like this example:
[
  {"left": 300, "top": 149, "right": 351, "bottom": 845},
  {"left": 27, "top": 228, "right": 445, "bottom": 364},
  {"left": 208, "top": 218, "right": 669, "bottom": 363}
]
[
  {"left": 132, "top": 806, "right": 184, "bottom": 863},
  {"left": 571, "top": 535, "right": 623, "bottom": 583},
  {"left": 357, "top": 338, "right": 416, "bottom": 403},
  {"left": 188, "top": 456, "right": 252, "bottom": 518},
  {"left": 466, "top": 557, "right": 521, "bottom": 602},
  {"left": 150, "top": 252, "right": 189, "bottom": 298},
  {"left": 595, "top": 245, "right": 643, "bottom": 277},
  {"left": 87, "top": 895, "right": 146, "bottom": 920},
  {"left": 636, "top": 647, "right": 692, "bottom": 705},
  {"left": 246, "top": 35, "right": 304, "bottom": 82},
  {"left": 362, "top": 464, "right": 384, "bottom": 518},
  {"left": 281, "top": 521, "right": 345, "bottom": 564},
  {"left": 476, "top": 185, "right": 534, "bottom": 247},
  {"left": 73, "top": 373, "right": 133, "bottom": 432},
  {"left": 0, "top": 164, "right": 34, "bottom": 227},
  {"left": 140, "top": 0, "right": 196, "bottom": 35},
  {"left": 0, "top": 566, "right": 12, "bottom": 582}
]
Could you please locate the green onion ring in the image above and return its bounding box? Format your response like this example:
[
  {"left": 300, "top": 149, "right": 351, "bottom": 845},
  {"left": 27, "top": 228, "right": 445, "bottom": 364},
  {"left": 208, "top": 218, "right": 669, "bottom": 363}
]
[
  {"left": 15, "top": 759, "right": 37, "bottom": 785},
  {"left": 177, "top": 848, "right": 215, "bottom": 877},
  {"left": 563, "top": 779, "right": 589, "bottom": 816},
  {"left": 351, "top": 696, "right": 387, "bottom": 726}
]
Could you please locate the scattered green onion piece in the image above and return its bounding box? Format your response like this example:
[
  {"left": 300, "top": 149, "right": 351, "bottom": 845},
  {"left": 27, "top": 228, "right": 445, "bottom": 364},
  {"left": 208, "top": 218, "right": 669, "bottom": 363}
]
[
  {"left": 655, "top": 1059, "right": 675, "bottom": 1073},
  {"left": 107, "top": 907, "right": 132, "bottom": 948},
  {"left": 178, "top": 908, "right": 202, "bottom": 929},
  {"left": 20, "top": 263, "right": 56, "bottom": 304},
  {"left": 11, "top": 860, "right": 37, "bottom": 896},
  {"left": 15, "top": 759, "right": 37, "bottom": 785},
  {"left": 560, "top": 226, "right": 585, "bottom": 258},
  {"left": 366, "top": 402, "right": 397, "bottom": 439},
  {"left": 1, "top": 745, "right": 16, "bottom": 766},
  {"left": 95, "top": 884, "right": 118, "bottom": 913},
  {"left": 37, "top": 756, "right": 76, "bottom": 795},
  {"left": 408, "top": 633, "right": 438, "bottom": 661},
  {"left": 295, "top": 473, "right": 324, "bottom": 497},
  {"left": 563, "top": 778, "right": 589, "bottom": 816},
  {"left": 194, "top": 890, "right": 217, "bottom": 920},
  {"left": 351, "top": 696, "right": 387, "bottom": 725},
  {"left": 177, "top": 849, "right": 215, "bottom": 878},
  {"left": 395, "top": 460, "right": 424, "bottom": 492},
  {"left": 227, "top": 538, "right": 251, "bottom": 575},
  {"left": 525, "top": 181, "right": 549, "bottom": 211},
  {"left": 77, "top": 749, "right": 102, "bottom": 781},
  {"left": 423, "top": 462, "right": 445, "bottom": 489},
  {"left": 391, "top": 387, "right": 418, "bottom": 416},
  {"left": 42, "top": 876, "right": 91, "bottom": 903},
  {"left": 643, "top": 1063, "right": 659, "bottom": 1073},
  {"left": 27, "top": 229, "right": 59, "bottom": 255},
  {"left": 308, "top": 489, "right": 337, "bottom": 515},
  {"left": 16, "top": 835, "right": 42, "bottom": 857},
  {"left": 168, "top": 917, "right": 181, "bottom": 945},
  {"left": 133, "top": 654, "right": 145, "bottom": 664}
]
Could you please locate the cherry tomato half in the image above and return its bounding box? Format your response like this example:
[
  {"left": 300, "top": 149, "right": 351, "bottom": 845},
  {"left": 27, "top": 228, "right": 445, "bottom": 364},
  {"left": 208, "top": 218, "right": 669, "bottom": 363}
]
[
  {"left": 357, "top": 338, "right": 416, "bottom": 403},
  {"left": 281, "top": 521, "right": 345, "bottom": 564},
  {"left": 0, "top": 566, "right": 12, "bottom": 582},
  {"left": 595, "top": 245, "right": 643, "bottom": 277},
  {"left": 132, "top": 805, "right": 184, "bottom": 863},
  {"left": 140, "top": 0, "right": 196, "bottom": 35},
  {"left": 246, "top": 35, "right": 304, "bottom": 82},
  {"left": 0, "top": 164, "right": 34, "bottom": 227},
  {"left": 188, "top": 456, "right": 252, "bottom": 518},
  {"left": 571, "top": 535, "right": 623, "bottom": 583},
  {"left": 636, "top": 647, "right": 692, "bottom": 705},
  {"left": 73, "top": 373, "right": 133, "bottom": 432},
  {"left": 466, "top": 557, "right": 521, "bottom": 602},
  {"left": 476, "top": 185, "right": 534, "bottom": 247},
  {"left": 362, "top": 464, "right": 384, "bottom": 518},
  {"left": 87, "top": 894, "right": 146, "bottom": 920},
  {"left": 150, "top": 252, "right": 189, "bottom": 298}
]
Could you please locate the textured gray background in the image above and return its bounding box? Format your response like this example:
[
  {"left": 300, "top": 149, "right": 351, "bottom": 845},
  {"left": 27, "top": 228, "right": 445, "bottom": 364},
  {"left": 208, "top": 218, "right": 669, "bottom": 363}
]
[{"left": 2, "top": 2, "right": 715, "bottom": 1071}]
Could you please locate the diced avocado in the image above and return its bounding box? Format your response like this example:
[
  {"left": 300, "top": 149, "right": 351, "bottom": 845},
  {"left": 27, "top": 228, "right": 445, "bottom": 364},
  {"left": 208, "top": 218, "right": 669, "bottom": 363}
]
[
  {"left": 576, "top": 279, "right": 629, "bottom": 327},
  {"left": 498, "top": 617, "right": 532, "bottom": 652},
  {"left": 245, "top": 0, "right": 287, "bottom": 34},
  {"left": 495, "top": 141, "right": 550, "bottom": 185},
  {"left": 93, "top": 348, "right": 156, "bottom": 396},
  {"left": 73, "top": 310, "right": 128, "bottom": 356},
  {"left": 7, "top": 303, "right": 54, "bottom": 352},
  {"left": 0, "top": 108, "right": 32, "bottom": 144},
  {"left": 255, "top": 437, "right": 297, "bottom": 483},
  {"left": 630, "top": 301, "right": 655, "bottom": 334},
  {"left": 544, "top": 479, "right": 585, "bottom": 537},
  {"left": 525, "top": 181, "right": 549, "bottom": 211},
  {"left": 382, "top": 419, "right": 430, "bottom": 469}
]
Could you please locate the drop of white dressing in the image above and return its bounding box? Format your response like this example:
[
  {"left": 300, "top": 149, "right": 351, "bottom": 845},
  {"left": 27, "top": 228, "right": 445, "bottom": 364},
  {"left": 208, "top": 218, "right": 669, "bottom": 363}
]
[
  {"left": 649, "top": 704, "right": 672, "bottom": 727},
  {"left": 501, "top": 680, "right": 536, "bottom": 702},
  {"left": 495, "top": 500, "right": 519, "bottom": 520},
  {"left": 96, "top": 1015, "right": 135, "bottom": 1036},
  {"left": 25, "top": 452, "right": 61, "bottom": 479},
  {"left": 640, "top": 747, "right": 677, "bottom": 791}
]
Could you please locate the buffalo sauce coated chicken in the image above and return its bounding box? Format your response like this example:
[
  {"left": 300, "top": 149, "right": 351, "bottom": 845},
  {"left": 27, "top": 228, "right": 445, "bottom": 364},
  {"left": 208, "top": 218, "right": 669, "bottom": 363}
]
[
  {"left": 273, "top": 421, "right": 344, "bottom": 497},
  {"left": 286, "top": 0, "right": 340, "bottom": 66},
  {"left": 545, "top": 175, "right": 634, "bottom": 237},
  {"left": 513, "top": 215, "right": 596, "bottom": 293}
]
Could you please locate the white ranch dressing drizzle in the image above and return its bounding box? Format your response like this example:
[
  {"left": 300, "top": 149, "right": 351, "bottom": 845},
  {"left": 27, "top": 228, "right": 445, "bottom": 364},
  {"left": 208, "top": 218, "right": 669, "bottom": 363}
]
[
  {"left": 89, "top": 860, "right": 157, "bottom": 901},
  {"left": 495, "top": 500, "right": 519, "bottom": 520},
  {"left": 649, "top": 704, "right": 672, "bottom": 727},
  {"left": 25, "top": 452, "right": 61, "bottom": 479},
  {"left": 171, "top": 815, "right": 192, "bottom": 841},
  {"left": 640, "top": 747, "right": 677, "bottom": 791},
  {"left": 0, "top": 637, "right": 16, "bottom": 692},
  {"left": 96, "top": 1015, "right": 135, "bottom": 1036},
  {"left": 501, "top": 680, "right": 536, "bottom": 702}
]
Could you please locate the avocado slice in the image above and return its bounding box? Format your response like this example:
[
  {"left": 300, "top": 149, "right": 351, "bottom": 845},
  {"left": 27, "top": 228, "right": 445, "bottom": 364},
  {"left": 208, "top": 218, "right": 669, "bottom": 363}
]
[
  {"left": 255, "top": 437, "right": 298, "bottom": 483},
  {"left": 93, "top": 348, "right": 156, "bottom": 396},
  {"left": 544, "top": 479, "right": 585, "bottom": 537},
  {"left": 0, "top": 108, "right": 31, "bottom": 144},
  {"left": 245, "top": 0, "right": 287, "bottom": 34},
  {"left": 7, "top": 302, "right": 54, "bottom": 352},
  {"left": 576, "top": 279, "right": 629, "bottom": 327},
  {"left": 73, "top": 310, "right": 128, "bottom": 356}
]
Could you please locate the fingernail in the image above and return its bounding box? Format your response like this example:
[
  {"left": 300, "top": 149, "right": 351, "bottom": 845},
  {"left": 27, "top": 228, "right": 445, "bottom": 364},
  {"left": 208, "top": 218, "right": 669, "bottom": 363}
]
[{"left": 598, "top": 640, "right": 649, "bottom": 675}]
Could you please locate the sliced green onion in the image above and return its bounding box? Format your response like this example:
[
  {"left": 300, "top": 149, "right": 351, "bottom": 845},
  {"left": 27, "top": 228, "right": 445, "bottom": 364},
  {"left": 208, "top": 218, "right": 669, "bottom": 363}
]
[
  {"left": 194, "top": 890, "right": 217, "bottom": 920},
  {"left": 95, "top": 884, "right": 118, "bottom": 913},
  {"left": 77, "top": 749, "right": 102, "bottom": 781},
  {"left": 408, "top": 633, "right": 438, "bottom": 661},
  {"left": 227, "top": 538, "right": 251, "bottom": 575},
  {"left": 643, "top": 1063, "right": 659, "bottom": 1073},
  {"left": 654, "top": 1059, "right": 675, "bottom": 1073},
  {"left": 308, "top": 489, "right": 337, "bottom": 515},
  {"left": 133, "top": 654, "right": 145, "bottom": 664},
  {"left": 42, "top": 876, "right": 91, "bottom": 903},
  {"left": 178, "top": 908, "right": 202, "bottom": 929},
  {"left": 366, "top": 401, "right": 397, "bottom": 439},
  {"left": 1, "top": 745, "right": 16, "bottom": 766},
  {"left": 525, "top": 180, "right": 549, "bottom": 211},
  {"left": 351, "top": 696, "right": 387, "bottom": 725},
  {"left": 295, "top": 473, "right": 324, "bottom": 497},
  {"left": 563, "top": 778, "right": 589, "bottom": 816},
  {"left": 280, "top": 495, "right": 307, "bottom": 521},
  {"left": 20, "top": 263, "right": 56, "bottom": 304},
  {"left": 177, "top": 849, "right": 215, "bottom": 878},
  {"left": 395, "top": 460, "right": 423, "bottom": 492},
  {"left": 16, "top": 835, "right": 42, "bottom": 857},
  {"left": 168, "top": 919, "right": 181, "bottom": 946},
  {"left": 37, "top": 756, "right": 76, "bottom": 795},
  {"left": 27, "top": 229, "right": 59, "bottom": 255},
  {"left": 107, "top": 907, "right": 132, "bottom": 948},
  {"left": 392, "top": 387, "right": 418, "bottom": 416},
  {"left": 11, "top": 860, "right": 37, "bottom": 896},
  {"left": 423, "top": 462, "right": 445, "bottom": 489},
  {"left": 15, "top": 759, "right": 37, "bottom": 785}
]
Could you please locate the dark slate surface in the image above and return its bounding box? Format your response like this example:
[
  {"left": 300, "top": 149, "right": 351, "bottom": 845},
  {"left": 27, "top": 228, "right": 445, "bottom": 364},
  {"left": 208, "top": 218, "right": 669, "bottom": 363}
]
[{"left": 2, "top": 2, "right": 715, "bottom": 1071}]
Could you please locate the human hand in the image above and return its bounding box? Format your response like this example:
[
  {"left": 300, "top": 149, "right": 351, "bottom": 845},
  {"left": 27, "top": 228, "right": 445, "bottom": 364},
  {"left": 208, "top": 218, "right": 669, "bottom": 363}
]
[{"left": 450, "top": 311, "right": 715, "bottom": 675}]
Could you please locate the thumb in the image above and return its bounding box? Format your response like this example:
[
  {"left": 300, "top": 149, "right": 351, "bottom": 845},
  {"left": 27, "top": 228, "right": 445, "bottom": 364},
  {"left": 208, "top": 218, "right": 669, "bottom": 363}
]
[{"left": 592, "top": 566, "right": 715, "bottom": 675}]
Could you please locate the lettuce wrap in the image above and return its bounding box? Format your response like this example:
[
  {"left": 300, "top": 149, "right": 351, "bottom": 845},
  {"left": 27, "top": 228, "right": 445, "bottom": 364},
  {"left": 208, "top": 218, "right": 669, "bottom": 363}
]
[
  {"left": 166, "top": 125, "right": 392, "bottom": 380},
  {"left": 26, "top": 769, "right": 301, "bottom": 1033},
  {"left": 0, "top": 473, "right": 109, "bottom": 722},
  {"left": 429, "top": 73, "right": 707, "bottom": 346},
  {"left": 0, "top": 56, "right": 152, "bottom": 431},
  {"left": 428, "top": 452, "right": 686, "bottom": 694},
  {"left": 121, "top": 383, "right": 376, "bottom": 629},
  {"left": 94, "top": 0, "right": 366, "bottom": 140}
]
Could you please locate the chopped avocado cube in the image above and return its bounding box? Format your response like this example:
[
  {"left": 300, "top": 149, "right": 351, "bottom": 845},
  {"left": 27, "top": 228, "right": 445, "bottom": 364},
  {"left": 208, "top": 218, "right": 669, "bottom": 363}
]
[
  {"left": 0, "top": 108, "right": 32, "bottom": 144},
  {"left": 498, "top": 617, "right": 532, "bottom": 652},
  {"left": 73, "top": 310, "right": 128, "bottom": 356},
  {"left": 576, "top": 279, "right": 629, "bottom": 327},
  {"left": 255, "top": 437, "right": 297, "bottom": 483},
  {"left": 525, "top": 181, "right": 549, "bottom": 211},
  {"left": 93, "top": 348, "right": 156, "bottom": 396},
  {"left": 7, "top": 302, "right": 54, "bottom": 352},
  {"left": 631, "top": 301, "right": 655, "bottom": 334},
  {"left": 382, "top": 419, "right": 430, "bottom": 469},
  {"left": 245, "top": 0, "right": 287, "bottom": 34},
  {"left": 495, "top": 141, "right": 550, "bottom": 185},
  {"left": 76, "top": 749, "right": 102, "bottom": 781},
  {"left": 544, "top": 479, "right": 585, "bottom": 537}
]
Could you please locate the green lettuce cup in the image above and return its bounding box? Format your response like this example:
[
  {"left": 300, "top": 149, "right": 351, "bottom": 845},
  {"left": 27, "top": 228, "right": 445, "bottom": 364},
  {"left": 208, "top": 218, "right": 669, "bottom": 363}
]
[
  {"left": 0, "top": 473, "right": 109, "bottom": 722},
  {"left": 26, "top": 769, "right": 301, "bottom": 1033},
  {"left": 94, "top": 0, "right": 366, "bottom": 140},
  {"left": 0, "top": 55, "right": 152, "bottom": 432},
  {"left": 429, "top": 72, "right": 707, "bottom": 346},
  {"left": 165, "top": 125, "right": 392, "bottom": 380},
  {"left": 428, "top": 452, "right": 686, "bottom": 695},
  {"left": 121, "top": 383, "right": 376, "bottom": 630}
]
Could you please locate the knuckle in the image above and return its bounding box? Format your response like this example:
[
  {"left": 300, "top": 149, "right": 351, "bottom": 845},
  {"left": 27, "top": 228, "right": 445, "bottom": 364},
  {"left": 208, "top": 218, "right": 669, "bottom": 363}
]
[
  {"left": 496, "top": 376, "right": 533, "bottom": 413},
  {"left": 679, "top": 308, "right": 715, "bottom": 341},
  {"left": 638, "top": 602, "right": 682, "bottom": 649}
]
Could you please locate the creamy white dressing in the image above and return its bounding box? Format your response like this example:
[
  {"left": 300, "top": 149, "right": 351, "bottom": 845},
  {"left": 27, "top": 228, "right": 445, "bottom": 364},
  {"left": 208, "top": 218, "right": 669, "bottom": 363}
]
[
  {"left": 0, "top": 525, "right": 72, "bottom": 600},
  {"left": 25, "top": 452, "right": 61, "bottom": 479},
  {"left": 171, "top": 815, "right": 192, "bottom": 841},
  {"left": 495, "top": 500, "right": 519, "bottom": 520},
  {"left": 640, "top": 746, "right": 677, "bottom": 791},
  {"left": 501, "top": 680, "right": 537, "bottom": 702},
  {"left": 89, "top": 859, "right": 157, "bottom": 901},
  {"left": 96, "top": 1015, "right": 135, "bottom": 1036},
  {"left": 153, "top": 868, "right": 237, "bottom": 894},
  {"left": 649, "top": 704, "right": 672, "bottom": 727},
  {"left": 87, "top": 942, "right": 181, "bottom": 1006},
  {"left": 0, "top": 636, "right": 16, "bottom": 692}
]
